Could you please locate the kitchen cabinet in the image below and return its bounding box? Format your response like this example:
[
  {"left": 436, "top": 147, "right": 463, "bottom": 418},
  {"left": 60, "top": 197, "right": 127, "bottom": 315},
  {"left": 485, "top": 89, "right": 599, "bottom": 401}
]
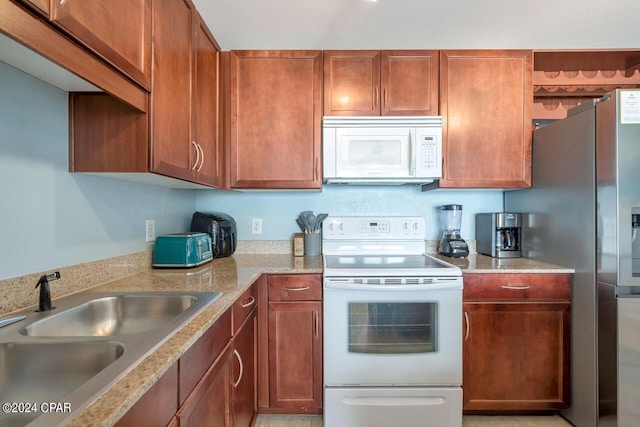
[
  {"left": 2, "top": 0, "right": 147, "bottom": 111},
  {"left": 258, "top": 274, "right": 322, "bottom": 413},
  {"left": 231, "top": 284, "right": 258, "bottom": 427},
  {"left": 48, "top": 0, "right": 152, "bottom": 89},
  {"left": 439, "top": 50, "right": 533, "bottom": 188},
  {"left": 114, "top": 362, "right": 178, "bottom": 427},
  {"left": 462, "top": 273, "right": 571, "bottom": 411},
  {"left": 323, "top": 50, "right": 439, "bottom": 116},
  {"left": 229, "top": 50, "right": 322, "bottom": 189},
  {"left": 69, "top": 0, "right": 223, "bottom": 188},
  {"left": 18, "top": 0, "right": 48, "bottom": 15}
]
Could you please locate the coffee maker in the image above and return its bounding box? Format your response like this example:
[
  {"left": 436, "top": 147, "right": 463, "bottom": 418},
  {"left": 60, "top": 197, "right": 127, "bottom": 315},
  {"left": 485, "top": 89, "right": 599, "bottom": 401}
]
[
  {"left": 476, "top": 212, "right": 522, "bottom": 258},
  {"left": 439, "top": 204, "right": 469, "bottom": 258}
]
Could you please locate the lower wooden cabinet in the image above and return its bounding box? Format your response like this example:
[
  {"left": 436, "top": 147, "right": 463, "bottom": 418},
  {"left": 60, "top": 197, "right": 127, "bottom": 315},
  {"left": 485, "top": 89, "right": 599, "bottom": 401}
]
[
  {"left": 258, "top": 274, "right": 323, "bottom": 414},
  {"left": 178, "top": 345, "right": 233, "bottom": 427},
  {"left": 231, "top": 308, "right": 257, "bottom": 427},
  {"left": 462, "top": 273, "right": 571, "bottom": 411}
]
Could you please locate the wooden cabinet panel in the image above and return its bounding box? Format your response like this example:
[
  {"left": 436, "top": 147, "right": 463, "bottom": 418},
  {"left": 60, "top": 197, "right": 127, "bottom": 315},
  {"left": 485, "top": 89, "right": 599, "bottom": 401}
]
[
  {"left": 381, "top": 50, "right": 439, "bottom": 115},
  {"left": 231, "top": 309, "right": 257, "bottom": 427},
  {"left": 233, "top": 283, "right": 258, "bottom": 334},
  {"left": 18, "top": 0, "right": 49, "bottom": 15},
  {"left": 114, "top": 363, "right": 178, "bottom": 427},
  {"left": 268, "top": 300, "right": 322, "bottom": 411},
  {"left": 179, "top": 309, "right": 232, "bottom": 405},
  {"left": 150, "top": 0, "right": 196, "bottom": 182},
  {"left": 267, "top": 274, "right": 322, "bottom": 301},
  {"left": 50, "top": 0, "right": 151, "bottom": 88},
  {"left": 2, "top": 0, "right": 146, "bottom": 112},
  {"left": 230, "top": 50, "right": 322, "bottom": 189},
  {"left": 463, "top": 301, "right": 570, "bottom": 410},
  {"left": 462, "top": 273, "right": 571, "bottom": 411},
  {"left": 178, "top": 345, "right": 233, "bottom": 427},
  {"left": 463, "top": 273, "right": 572, "bottom": 301},
  {"left": 323, "top": 50, "right": 380, "bottom": 116},
  {"left": 192, "top": 12, "right": 223, "bottom": 187},
  {"left": 440, "top": 50, "right": 533, "bottom": 188},
  {"left": 324, "top": 50, "right": 438, "bottom": 116}
]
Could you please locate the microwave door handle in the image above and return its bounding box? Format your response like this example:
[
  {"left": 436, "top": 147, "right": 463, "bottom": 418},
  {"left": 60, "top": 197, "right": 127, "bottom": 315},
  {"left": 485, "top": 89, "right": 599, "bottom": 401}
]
[{"left": 409, "top": 131, "right": 415, "bottom": 176}]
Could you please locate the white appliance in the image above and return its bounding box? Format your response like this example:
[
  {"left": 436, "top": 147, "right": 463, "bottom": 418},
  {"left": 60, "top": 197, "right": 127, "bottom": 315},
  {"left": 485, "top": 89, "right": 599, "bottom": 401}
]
[
  {"left": 322, "top": 116, "right": 442, "bottom": 185},
  {"left": 322, "top": 216, "right": 463, "bottom": 427}
]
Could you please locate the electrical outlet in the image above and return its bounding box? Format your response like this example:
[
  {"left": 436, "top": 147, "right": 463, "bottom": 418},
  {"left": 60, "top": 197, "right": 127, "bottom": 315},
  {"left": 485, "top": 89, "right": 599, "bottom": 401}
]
[
  {"left": 251, "top": 218, "right": 263, "bottom": 235},
  {"left": 145, "top": 219, "right": 156, "bottom": 242}
]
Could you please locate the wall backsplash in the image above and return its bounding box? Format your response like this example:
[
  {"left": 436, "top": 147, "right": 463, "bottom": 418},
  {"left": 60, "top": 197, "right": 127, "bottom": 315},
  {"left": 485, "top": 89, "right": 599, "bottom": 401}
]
[
  {"left": 0, "top": 62, "right": 196, "bottom": 280},
  {"left": 196, "top": 186, "right": 504, "bottom": 241}
]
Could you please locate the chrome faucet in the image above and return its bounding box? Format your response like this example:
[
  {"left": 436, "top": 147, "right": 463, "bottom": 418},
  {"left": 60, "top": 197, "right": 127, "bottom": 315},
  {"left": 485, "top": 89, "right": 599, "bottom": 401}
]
[{"left": 35, "top": 271, "right": 60, "bottom": 312}]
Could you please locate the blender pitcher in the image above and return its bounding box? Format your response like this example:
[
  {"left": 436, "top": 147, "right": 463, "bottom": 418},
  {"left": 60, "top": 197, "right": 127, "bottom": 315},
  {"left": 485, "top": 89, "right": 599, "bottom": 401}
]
[{"left": 439, "top": 204, "right": 469, "bottom": 258}]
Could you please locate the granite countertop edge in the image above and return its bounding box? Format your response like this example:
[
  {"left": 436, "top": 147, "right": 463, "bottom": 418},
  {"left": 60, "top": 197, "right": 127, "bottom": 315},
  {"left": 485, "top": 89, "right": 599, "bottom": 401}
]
[{"left": 66, "top": 252, "right": 571, "bottom": 426}]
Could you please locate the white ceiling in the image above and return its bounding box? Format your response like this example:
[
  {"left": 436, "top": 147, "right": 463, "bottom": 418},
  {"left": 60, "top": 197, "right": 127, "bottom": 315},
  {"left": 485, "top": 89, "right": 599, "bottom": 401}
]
[{"left": 193, "top": 0, "right": 640, "bottom": 51}]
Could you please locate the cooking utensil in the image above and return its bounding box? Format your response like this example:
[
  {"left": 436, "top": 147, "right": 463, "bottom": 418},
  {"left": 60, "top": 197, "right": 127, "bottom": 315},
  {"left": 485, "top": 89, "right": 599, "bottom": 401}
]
[{"left": 315, "top": 213, "right": 328, "bottom": 231}]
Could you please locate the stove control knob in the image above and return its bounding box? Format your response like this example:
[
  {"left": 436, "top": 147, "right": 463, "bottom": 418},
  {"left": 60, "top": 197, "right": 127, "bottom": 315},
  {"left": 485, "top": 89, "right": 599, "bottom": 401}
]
[
  {"left": 403, "top": 223, "right": 409, "bottom": 230},
  {"left": 413, "top": 222, "right": 419, "bottom": 230}
]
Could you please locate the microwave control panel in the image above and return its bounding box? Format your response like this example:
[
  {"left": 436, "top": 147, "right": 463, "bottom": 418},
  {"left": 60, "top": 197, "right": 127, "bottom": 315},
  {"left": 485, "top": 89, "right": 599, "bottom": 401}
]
[{"left": 419, "top": 135, "right": 439, "bottom": 173}]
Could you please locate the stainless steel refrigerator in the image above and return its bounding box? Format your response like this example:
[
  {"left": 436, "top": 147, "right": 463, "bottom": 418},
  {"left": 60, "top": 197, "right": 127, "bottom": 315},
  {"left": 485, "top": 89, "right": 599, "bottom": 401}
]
[{"left": 505, "top": 89, "right": 640, "bottom": 427}]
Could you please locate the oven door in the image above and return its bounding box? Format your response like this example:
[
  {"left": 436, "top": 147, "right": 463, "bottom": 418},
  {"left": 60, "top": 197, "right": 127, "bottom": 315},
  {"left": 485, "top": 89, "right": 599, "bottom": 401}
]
[{"left": 323, "top": 279, "right": 462, "bottom": 386}]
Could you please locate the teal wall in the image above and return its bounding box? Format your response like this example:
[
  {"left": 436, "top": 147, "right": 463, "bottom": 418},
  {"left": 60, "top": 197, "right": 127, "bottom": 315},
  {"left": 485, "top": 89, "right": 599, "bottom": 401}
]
[
  {"left": 195, "top": 187, "right": 503, "bottom": 240},
  {"left": 0, "top": 62, "right": 196, "bottom": 280}
]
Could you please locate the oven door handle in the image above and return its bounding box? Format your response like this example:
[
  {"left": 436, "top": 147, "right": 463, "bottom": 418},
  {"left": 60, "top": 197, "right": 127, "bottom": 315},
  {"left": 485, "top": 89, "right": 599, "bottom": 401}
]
[{"left": 324, "top": 281, "right": 462, "bottom": 291}]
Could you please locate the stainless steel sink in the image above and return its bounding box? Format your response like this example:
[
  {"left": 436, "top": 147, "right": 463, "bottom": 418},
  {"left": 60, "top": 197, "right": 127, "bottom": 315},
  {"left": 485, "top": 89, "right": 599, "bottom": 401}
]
[
  {"left": 21, "top": 294, "right": 198, "bottom": 336},
  {"left": 0, "top": 290, "right": 221, "bottom": 426},
  {"left": 0, "top": 341, "right": 124, "bottom": 427}
]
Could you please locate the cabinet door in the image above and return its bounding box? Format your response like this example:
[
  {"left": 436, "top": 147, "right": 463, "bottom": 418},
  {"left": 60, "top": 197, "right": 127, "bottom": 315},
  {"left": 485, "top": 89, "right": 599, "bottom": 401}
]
[
  {"left": 381, "top": 50, "right": 439, "bottom": 116},
  {"left": 114, "top": 363, "right": 178, "bottom": 427},
  {"left": 268, "top": 301, "right": 322, "bottom": 412},
  {"left": 18, "top": 0, "right": 49, "bottom": 15},
  {"left": 462, "top": 301, "right": 570, "bottom": 411},
  {"left": 178, "top": 345, "right": 233, "bottom": 427},
  {"left": 323, "top": 50, "right": 380, "bottom": 116},
  {"left": 230, "top": 50, "right": 322, "bottom": 189},
  {"left": 193, "top": 13, "right": 223, "bottom": 187},
  {"left": 150, "top": 0, "right": 196, "bottom": 183},
  {"left": 232, "top": 310, "right": 257, "bottom": 427},
  {"left": 440, "top": 50, "right": 533, "bottom": 188},
  {"left": 50, "top": 0, "right": 151, "bottom": 88}
]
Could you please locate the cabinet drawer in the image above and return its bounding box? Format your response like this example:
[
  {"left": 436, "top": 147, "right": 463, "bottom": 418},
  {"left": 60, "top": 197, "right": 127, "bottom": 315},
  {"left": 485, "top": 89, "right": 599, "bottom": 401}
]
[
  {"left": 268, "top": 274, "right": 322, "bottom": 301},
  {"left": 179, "top": 308, "right": 232, "bottom": 405},
  {"left": 463, "top": 273, "right": 571, "bottom": 301},
  {"left": 233, "top": 283, "right": 258, "bottom": 334}
]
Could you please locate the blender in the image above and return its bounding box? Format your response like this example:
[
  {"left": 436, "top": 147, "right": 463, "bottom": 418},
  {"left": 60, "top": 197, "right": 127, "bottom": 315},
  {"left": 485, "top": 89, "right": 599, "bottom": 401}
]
[{"left": 439, "top": 204, "right": 469, "bottom": 258}]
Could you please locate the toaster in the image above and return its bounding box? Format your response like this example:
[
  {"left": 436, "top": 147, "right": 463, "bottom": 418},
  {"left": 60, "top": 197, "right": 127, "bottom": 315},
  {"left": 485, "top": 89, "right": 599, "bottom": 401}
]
[
  {"left": 190, "top": 212, "right": 237, "bottom": 258},
  {"left": 152, "top": 232, "right": 213, "bottom": 268}
]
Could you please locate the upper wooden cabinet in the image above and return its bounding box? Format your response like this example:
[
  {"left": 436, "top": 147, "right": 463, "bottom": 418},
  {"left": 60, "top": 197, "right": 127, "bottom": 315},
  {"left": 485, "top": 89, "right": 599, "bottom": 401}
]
[
  {"left": 439, "top": 50, "right": 533, "bottom": 188},
  {"left": 69, "top": 0, "right": 223, "bottom": 189},
  {"left": 48, "top": 0, "right": 152, "bottom": 89},
  {"left": 323, "top": 50, "right": 439, "bottom": 116},
  {"left": 229, "top": 50, "right": 322, "bottom": 189}
]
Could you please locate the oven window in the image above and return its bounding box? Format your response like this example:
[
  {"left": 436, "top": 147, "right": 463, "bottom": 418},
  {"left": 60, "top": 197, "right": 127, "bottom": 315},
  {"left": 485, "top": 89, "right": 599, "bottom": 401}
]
[{"left": 348, "top": 302, "right": 437, "bottom": 354}]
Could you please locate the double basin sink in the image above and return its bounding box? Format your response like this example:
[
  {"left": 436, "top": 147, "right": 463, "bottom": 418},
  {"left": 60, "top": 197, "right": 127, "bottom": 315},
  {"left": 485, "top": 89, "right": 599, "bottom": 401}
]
[{"left": 0, "top": 291, "right": 221, "bottom": 427}]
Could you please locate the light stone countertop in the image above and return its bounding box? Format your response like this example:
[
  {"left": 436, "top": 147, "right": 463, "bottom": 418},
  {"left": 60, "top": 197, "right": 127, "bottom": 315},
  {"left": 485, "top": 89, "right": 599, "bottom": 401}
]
[
  {"left": 66, "top": 254, "right": 322, "bottom": 427},
  {"left": 59, "top": 252, "right": 570, "bottom": 426}
]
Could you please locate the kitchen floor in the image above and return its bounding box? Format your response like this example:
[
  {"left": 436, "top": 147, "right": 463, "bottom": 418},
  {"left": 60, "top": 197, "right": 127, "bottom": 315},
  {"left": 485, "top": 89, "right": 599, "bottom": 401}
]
[{"left": 255, "top": 415, "right": 574, "bottom": 426}]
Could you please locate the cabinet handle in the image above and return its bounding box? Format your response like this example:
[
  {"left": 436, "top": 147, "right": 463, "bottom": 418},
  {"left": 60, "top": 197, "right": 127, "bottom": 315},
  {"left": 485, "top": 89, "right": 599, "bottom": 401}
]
[
  {"left": 197, "top": 143, "right": 205, "bottom": 172},
  {"left": 282, "top": 286, "right": 310, "bottom": 291},
  {"left": 191, "top": 141, "right": 199, "bottom": 170},
  {"left": 383, "top": 88, "right": 387, "bottom": 110},
  {"left": 464, "top": 311, "right": 470, "bottom": 341},
  {"left": 501, "top": 285, "right": 531, "bottom": 290},
  {"left": 233, "top": 349, "right": 244, "bottom": 388},
  {"left": 314, "top": 310, "right": 319, "bottom": 339},
  {"left": 241, "top": 296, "right": 255, "bottom": 308},
  {"left": 374, "top": 87, "right": 379, "bottom": 110}
]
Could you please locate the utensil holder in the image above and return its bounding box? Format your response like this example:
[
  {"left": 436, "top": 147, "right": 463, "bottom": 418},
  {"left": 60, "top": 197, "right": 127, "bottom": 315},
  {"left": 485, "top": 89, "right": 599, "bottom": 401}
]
[{"left": 304, "top": 233, "right": 321, "bottom": 256}]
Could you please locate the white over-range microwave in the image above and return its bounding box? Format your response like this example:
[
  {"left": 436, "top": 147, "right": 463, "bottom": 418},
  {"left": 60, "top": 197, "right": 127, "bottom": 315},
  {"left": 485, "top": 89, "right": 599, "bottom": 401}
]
[{"left": 322, "top": 116, "right": 442, "bottom": 185}]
